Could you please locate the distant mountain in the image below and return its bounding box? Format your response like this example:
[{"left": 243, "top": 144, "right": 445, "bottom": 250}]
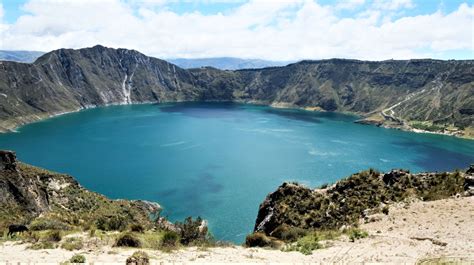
[
  {"left": 0, "top": 45, "right": 472, "bottom": 138},
  {"left": 168, "top": 57, "right": 293, "bottom": 70},
  {"left": 0, "top": 50, "right": 45, "bottom": 63}
]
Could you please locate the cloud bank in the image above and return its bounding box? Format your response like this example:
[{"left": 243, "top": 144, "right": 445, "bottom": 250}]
[{"left": 0, "top": 0, "right": 472, "bottom": 60}]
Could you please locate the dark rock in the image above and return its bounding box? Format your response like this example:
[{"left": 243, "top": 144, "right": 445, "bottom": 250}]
[
  {"left": 245, "top": 232, "right": 275, "bottom": 248},
  {"left": 126, "top": 251, "right": 150, "bottom": 265},
  {"left": 0, "top": 150, "right": 17, "bottom": 171},
  {"left": 382, "top": 169, "right": 409, "bottom": 186},
  {"left": 254, "top": 182, "right": 315, "bottom": 235},
  {"left": 466, "top": 164, "right": 474, "bottom": 175}
]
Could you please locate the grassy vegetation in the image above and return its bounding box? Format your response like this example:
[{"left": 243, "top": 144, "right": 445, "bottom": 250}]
[
  {"left": 347, "top": 228, "right": 368, "bottom": 242},
  {"left": 61, "top": 237, "right": 84, "bottom": 251},
  {"left": 282, "top": 234, "right": 323, "bottom": 255},
  {"left": 410, "top": 121, "right": 446, "bottom": 132},
  {"left": 69, "top": 254, "right": 86, "bottom": 263},
  {"left": 280, "top": 228, "right": 367, "bottom": 255}
]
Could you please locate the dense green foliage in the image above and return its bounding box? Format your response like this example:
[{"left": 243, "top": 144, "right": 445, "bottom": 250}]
[
  {"left": 160, "top": 230, "right": 180, "bottom": 248},
  {"left": 69, "top": 254, "right": 86, "bottom": 263},
  {"left": 175, "top": 217, "right": 209, "bottom": 245}
]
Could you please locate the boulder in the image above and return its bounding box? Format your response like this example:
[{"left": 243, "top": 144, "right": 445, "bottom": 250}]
[
  {"left": 382, "top": 169, "right": 409, "bottom": 185},
  {"left": 466, "top": 164, "right": 474, "bottom": 175},
  {"left": 0, "top": 150, "right": 17, "bottom": 171}
]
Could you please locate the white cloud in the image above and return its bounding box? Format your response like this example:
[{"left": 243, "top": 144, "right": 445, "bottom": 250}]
[
  {"left": 0, "top": 0, "right": 472, "bottom": 60},
  {"left": 336, "top": 0, "right": 365, "bottom": 10},
  {"left": 372, "top": 0, "right": 414, "bottom": 10}
]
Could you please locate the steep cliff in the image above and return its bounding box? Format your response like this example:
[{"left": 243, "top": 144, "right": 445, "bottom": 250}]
[
  {"left": 254, "top": 166, "right": 474, "bottom": 237},
  {"left": 0, "top": 45, "right": 472, "bottom": 137},
  {"left": 0, "top": 150, "right": 161, "bottom": 232}
]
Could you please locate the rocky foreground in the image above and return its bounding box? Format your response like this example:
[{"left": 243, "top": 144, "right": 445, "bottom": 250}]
[
  {"left": 1, "top": 196, "right": 472, "bottom": 263},
  {"left": 1, "top": 149, "right": 473, "bottom": 263},
  {"left": 253, "top": 166, "right": 473, "bottom": 237}
]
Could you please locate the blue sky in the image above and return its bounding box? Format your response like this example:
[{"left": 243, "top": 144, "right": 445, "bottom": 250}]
[
  {"left": 1, "top": 0, "right": 470, "bottom": 23},
  {"left": 0, "top": 0, "right": 472, "bottom": 60}
]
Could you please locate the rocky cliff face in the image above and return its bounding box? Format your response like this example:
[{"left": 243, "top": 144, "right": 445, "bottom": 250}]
[
  {"left": 0, "top": 45, "right": 472, "bottom": 136},
  {"left": 0, "top": 150, "right": 161, "bottom": 231},
  {"left": 254, "top": 167, "right": 473, "bottom": 236}
]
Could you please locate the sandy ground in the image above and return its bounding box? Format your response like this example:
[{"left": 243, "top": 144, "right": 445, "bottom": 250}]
[{"left": 0, "top": 196, "right": 473, "bottom": 264}]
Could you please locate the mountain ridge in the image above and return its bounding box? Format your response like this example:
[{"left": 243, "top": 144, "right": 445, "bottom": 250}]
[{"left": 0, "top": 45, "right": 472, "bottom": 138}]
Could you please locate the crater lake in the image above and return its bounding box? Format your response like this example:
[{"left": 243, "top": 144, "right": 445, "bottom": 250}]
[{"left": 0, "top": 102, "right": 473, "bottom": 242}]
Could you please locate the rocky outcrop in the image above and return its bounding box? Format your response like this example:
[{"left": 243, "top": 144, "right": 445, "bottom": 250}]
[
  {"left": 0, "top": 150, "right": 161, "bottom": 231},
  {"left": 0, "top": 46, "right": 472, "bottom": 136},
  {"left": 254, "top": 167, "right": 471, "bottom": 236},
  {"left": 464, "top": 165, "right": 474, "bottom": 196},
  {"left": 0, "top": 150, "right": 17, "bottom": 171}
]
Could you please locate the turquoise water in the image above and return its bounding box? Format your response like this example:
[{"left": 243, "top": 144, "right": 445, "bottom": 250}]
[{"left": 0, "top": 102, "right": 473, "bottom": 243}]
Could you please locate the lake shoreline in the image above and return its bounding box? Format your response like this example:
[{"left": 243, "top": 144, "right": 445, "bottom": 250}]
[{"left": 1, "top": 100, "right": 472, "bottom": 141}]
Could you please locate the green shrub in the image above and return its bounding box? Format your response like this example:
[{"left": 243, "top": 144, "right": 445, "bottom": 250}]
[
  {"left": 161, "top": 230, "right": 179, "bottom": 247},
  {"left": 245, "top": 232, "right": 272, "bottom": 247},
  {"left": 126, "top": 251, "right": 149, "bottom": 265},
  {"left": 96, "top": 215, "right": 128, "bottom": 231},
  {"left": 115, "top": 233, "right": 141, "bottom": 248},
  {"left": 130, "top": 224, "right": 145, "bottom": 233},
  {"left": 28, "top": 241, "right": 55, "bottom": 250},
  {"left": 44, "top": 230, "right": 62, "bottom": 242},
  {"left": 23, "top": 231, "right": 40, "bottom": 243},
  {"left": 270, "top": 225, "right": 307, "bottom": 242},
  {"left": 29, "top": 218, "right": 70, "bottom": 231},
  {"left": 175, "top": 217, "right": 208, "bottom": 246},
  {"left": 61, "top": 237, "right": 83, "bottom": 251},
  {"left": 69, "top": 254, "right": 86, "bottom": 263},
  {"left": 283, "top": 234, "right": 322, "bottom": 255},
  {"left": 348, "top": 229, "right": 368, "bottom": 242}
]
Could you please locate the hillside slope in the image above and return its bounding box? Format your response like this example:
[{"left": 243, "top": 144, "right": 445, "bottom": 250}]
[
  {"left": 253, "top": 166, "right": 474, "bottom": 237},
  {"left": 0, "top": 46, "right": 472, "bottom": 137},
  {"left": 0, "top": 150, "right": 161, "bottom": 232}
]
